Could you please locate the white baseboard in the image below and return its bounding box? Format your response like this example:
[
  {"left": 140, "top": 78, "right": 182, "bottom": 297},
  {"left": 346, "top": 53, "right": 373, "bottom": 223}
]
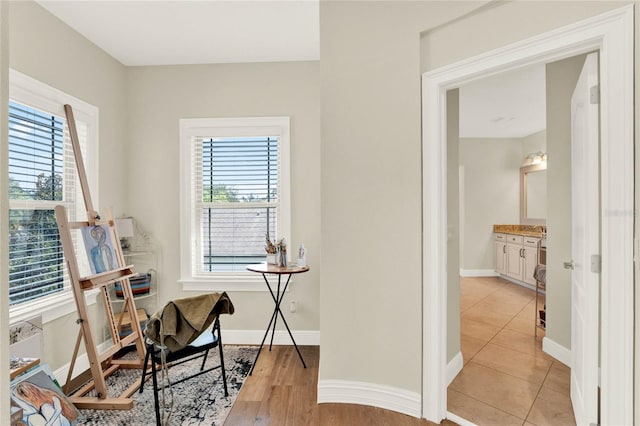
[
  {"left": 459, "top": 269, "right": 499, "bottom": 277},
  {"left": 317, "top": 379, "right": 421, "bottom": 418},
  {"left": 222, "top": 330, "right": 320, "bottom": 346},
  {"left": 542, "top": 337, "right": 571, "bottom": 367},
  {"left": 446, "top": 351, "right": 463, "bottom": 385},
  {"left": 447, "top": 411, "right": 478, "bottom": 426},
  {"left": 498, "top": 274, "right": 537, "bottom": 291}
]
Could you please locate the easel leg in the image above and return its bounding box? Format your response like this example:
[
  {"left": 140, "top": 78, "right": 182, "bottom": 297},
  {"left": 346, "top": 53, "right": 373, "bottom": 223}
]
[{"left": 63, "top": 329, "right": 84, "bottom": 394}]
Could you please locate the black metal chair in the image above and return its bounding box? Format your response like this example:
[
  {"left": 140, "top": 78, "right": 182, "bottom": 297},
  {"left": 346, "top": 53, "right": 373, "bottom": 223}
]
[{"left": 139, "top": 315, "right": 228, "bottom": 426}]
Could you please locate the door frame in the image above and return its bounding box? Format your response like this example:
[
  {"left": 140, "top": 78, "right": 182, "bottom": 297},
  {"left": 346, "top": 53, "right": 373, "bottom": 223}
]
[{"left": 421, "top": 5, "right": 634, "bottom": 424}]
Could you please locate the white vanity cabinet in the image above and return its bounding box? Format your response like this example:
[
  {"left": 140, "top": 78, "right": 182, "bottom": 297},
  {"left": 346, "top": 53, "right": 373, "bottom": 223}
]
[{"left": 495, "top": 233, "right": 539, "bottom": 286}]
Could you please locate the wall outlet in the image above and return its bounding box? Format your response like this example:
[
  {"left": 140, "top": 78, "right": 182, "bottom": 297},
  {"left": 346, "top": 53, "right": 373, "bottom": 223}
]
[{"left": 289, "top": 300, "right": 297, "bottom": 313}]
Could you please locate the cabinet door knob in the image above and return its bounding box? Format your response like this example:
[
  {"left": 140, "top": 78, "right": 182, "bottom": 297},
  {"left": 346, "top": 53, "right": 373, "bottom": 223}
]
[{"left": 564, "top": 260, "right": 575, "bottom": 270}]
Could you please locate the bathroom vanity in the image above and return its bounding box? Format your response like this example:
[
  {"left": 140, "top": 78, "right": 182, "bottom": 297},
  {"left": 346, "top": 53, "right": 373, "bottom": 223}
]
[{"left": 494, "top": 224, "right": 545, "bottom": 288}]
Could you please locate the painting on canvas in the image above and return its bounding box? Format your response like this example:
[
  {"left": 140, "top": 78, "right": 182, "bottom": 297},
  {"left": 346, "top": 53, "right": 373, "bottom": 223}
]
[
  {"left": 10, "top": 366, "right": 81, "bottom": 426},
  {"left": 81, "top": 225, "right": 118, "bottom": 274}
]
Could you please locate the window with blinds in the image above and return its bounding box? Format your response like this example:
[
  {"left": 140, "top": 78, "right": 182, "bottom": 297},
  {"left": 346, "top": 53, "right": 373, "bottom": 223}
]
[
  {"left": 180, "top": 116, "right": 290, "bottom": 285},
  {"left": 195, "top": 137, "right": 279, "bottom": 272},
  {"left": 7, "top": 101, "right": 85, "bottom": 305}
]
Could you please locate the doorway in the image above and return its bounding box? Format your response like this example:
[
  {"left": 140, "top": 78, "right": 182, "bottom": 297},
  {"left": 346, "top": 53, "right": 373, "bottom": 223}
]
[
  {"left": 421, "top": 6, "right": 634, "bottom": 425},
  {"left": 451, "top": 59, "right": 564, "bottom": 425}
]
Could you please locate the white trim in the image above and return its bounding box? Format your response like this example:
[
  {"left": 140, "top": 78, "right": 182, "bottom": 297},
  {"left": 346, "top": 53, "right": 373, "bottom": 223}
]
[
  {"left": 10, "top": 289, "right": 98, "bottom": 325},
  {"left": 497, "top": 274, "right": 537, "bottom": 292},
  {"left": 459, "top": 269, "right": 498, "bottom": 277},
  {"left": 178, "top": 117, "right": 291, "bottom": 289},
  {"left": 447, "top": 411, "right": 478, "bottom": 426},
  {"left": 542, "top": 337, "right": 571, "bottom": 367},
  {"left": 317, "top": 379, "right": 421, "bottom": 419},
  {"left": 446, "top": 351, "right": 463, "bottom": 386},
  {"left": 422, "top": 6, "right": 634, "bottom": 424},
  {"left": 222, "top": 329, "right": 319, "bottom": 346},
  {"left": 53, "top": 338, "right": 111, "bottom": 384},
  {"left": 181, "top": 279, "right": 265, "bottom": 292},
  {"left": 181, "top": 271, "right": 299, "bottom": 292}
]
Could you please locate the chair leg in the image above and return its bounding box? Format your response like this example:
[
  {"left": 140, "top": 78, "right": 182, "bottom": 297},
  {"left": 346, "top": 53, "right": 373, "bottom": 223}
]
[
  {"left": 216, "top": 321, "right": 228, "bottom": 397},
  {"left": 150, "top": 352, "right": 161, "bottom": 426},
  {"left": 139, "top": 346, "right": 151, "bottom": 393},
  {"left": 200, "top": 349, "right": 209, "bottom": 371}
]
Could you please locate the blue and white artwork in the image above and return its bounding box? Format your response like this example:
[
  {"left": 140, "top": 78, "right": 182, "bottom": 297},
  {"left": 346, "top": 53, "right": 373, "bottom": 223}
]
[{"left": 81, "top": 225, "right": 117, "bottom": 274}]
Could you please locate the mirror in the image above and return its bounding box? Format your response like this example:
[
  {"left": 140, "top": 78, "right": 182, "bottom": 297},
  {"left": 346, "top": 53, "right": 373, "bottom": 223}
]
[{"left": 520, "top": 163, "right": 547, "bottom": 224}]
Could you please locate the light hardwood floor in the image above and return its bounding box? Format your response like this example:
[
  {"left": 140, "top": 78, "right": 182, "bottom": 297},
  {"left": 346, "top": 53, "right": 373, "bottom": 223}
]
[
  {"left": 225, "top": 345, "right": 455, "bottom": 426},
  {"left": 449, "top": 276, "right": 575, "bottom": 426}
]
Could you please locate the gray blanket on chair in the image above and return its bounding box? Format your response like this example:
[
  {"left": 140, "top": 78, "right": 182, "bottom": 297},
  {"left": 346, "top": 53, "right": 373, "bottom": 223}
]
[{"left": 145, "top": 292, "right": 234, "bottom": 352}]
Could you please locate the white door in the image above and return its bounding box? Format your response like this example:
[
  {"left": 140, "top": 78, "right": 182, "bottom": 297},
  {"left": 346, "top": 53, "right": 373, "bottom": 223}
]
[{"left": 570, "top": 52, "right": 600, "bottom": 426}]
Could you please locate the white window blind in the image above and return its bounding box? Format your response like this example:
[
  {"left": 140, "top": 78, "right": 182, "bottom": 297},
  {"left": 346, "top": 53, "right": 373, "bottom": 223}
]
[
  {"left": 8, "top": 101, "right": 87, "bottom": 305},
  {"left": 194, "top": 136, "right": 279, "bottom": 272}
]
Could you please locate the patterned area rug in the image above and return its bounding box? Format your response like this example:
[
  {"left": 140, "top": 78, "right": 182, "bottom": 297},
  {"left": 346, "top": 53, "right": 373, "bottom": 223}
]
[{"left": 78, "top": 345, "right": 255, "bottom": 426}]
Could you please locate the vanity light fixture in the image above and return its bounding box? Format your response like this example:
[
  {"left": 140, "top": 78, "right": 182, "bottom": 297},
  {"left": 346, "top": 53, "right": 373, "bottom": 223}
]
[{"left": 524, "top": 151, "right": 547, "bottom": 166}]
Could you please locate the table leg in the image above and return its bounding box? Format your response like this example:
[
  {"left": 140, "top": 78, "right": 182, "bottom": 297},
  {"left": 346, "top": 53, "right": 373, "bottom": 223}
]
[
  {"left": 249, "top": 302, "right": 278, "bottom": 375},
  {"left": 269, "top": 274, "right": 282, "bottom": 351},
  {"left": 273, "top": 275, "right": 307, "bottom": 369},
  {"left": 249, "top": 276, "right": 280, "bottom": 375},
  {"left": 250, "top": 272, "right": 307, "bottom": 374}
]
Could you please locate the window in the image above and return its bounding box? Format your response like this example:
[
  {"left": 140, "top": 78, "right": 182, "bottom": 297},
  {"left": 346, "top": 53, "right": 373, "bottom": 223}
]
[
  {"left": 8, "top": 102, "right": 65, "bottom": 304},
  {"left": 180, "top": 117, "right": 290, "bottom": 291},
  {"left": 8, "top": 70, "right": 98, "bottom": 321}
]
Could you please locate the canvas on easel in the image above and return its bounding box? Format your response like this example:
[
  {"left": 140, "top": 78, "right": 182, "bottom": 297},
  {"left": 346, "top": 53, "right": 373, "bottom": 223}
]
[
  {"left": 81, "top": 224, "right": 118, "bottom": 274},
  {"left": 53, "top": 104, "right": 147, "bottom": 410}
]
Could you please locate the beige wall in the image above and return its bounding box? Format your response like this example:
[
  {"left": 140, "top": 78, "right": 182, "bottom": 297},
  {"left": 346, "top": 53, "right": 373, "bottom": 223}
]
[
  {"left": 545, "top": 54, "right": 587, "bottom": 350},
  {"left": 459, "top": 130, "right": 547, "bottom": 272},
  {"left": 319, "top": 0, "right": 488, "bottom": 392},
  {"left": 521, "top": 130, "right": 547, "bottom": 160},
  {"left": 1, "top": 1, "right": 9, "bottom": 422},
  {"left": 125, "top": 62, "right": 321, "bottom": 331},
  {"left": 7, "top": 1, "right": 128, "bottom": 371},
  {"left": 635, "top": 4, "right": 640, "bottom": 422},
  {"left": 459, "top": 138, "right": 522, "bottom": 270}
]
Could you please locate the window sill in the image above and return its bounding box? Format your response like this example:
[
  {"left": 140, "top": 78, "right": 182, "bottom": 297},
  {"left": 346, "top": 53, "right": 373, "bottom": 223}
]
[
  {"left": 9, "top": 289, "right": 99, "bottom": 325},
  {"left": 180, "top": 274, "right": 294, "bottom": 292}
]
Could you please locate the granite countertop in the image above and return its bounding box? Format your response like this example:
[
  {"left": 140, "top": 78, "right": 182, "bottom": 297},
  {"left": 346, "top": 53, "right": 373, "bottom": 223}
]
[{"left": 494, "top": 224, "right": 546, "bottom": 238}]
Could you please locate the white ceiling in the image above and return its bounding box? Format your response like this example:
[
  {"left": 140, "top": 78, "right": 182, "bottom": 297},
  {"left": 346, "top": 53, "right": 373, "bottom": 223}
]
[
  {"left": 459, "top": 63, "right": 547, "bottom": 138},
  {"left": 36, "top": 0, "right": 320, "bottom": 66},
  {"left": 36, "top": 1, "right": 541, "bottom": 137}
]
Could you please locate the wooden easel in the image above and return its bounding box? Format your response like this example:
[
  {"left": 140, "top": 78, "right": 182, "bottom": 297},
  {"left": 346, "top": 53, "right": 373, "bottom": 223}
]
[{"left": 54, "top": 105, "right": 146, "bottom": 410}]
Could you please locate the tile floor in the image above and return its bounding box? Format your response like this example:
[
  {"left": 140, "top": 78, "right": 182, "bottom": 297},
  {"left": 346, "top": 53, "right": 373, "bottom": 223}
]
[{"left": 448, "top": 276, "right": 576, "bottom": 426}]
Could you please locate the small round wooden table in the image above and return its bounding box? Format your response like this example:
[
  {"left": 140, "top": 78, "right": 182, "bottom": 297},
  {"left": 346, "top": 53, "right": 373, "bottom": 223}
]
[{"left": 246, "top": 263, "right": 309, "bottom": 374}]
